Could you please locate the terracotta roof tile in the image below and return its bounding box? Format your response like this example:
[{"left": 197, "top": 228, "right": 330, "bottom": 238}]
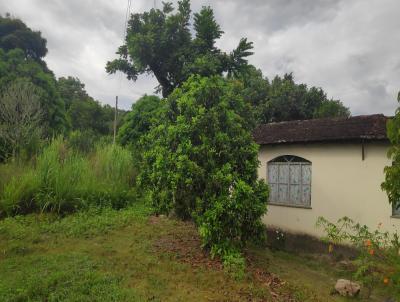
[{"left": 253, "top": 114, "right": 389, "bottom": 145}]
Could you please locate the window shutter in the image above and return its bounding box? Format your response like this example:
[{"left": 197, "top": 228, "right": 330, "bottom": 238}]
[
  {"left": 301, "top": 164, "right": 311, "bottom": 206},
  {"left": 267, "top": 155, "right": 312, "bottom": 207},
  {"left": 393, "top": 204, "right": 400, "bottom": 216}
]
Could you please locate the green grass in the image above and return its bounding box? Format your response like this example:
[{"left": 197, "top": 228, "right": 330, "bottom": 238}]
[
  {"left": 0, "top": 139, "right": 136, "bottom": 216},
  {"left": 0, "top": 253, "right": 138, "bottom": 302},
  {"left": 0, "top": 203, "right": 395, "bottom": 301}
]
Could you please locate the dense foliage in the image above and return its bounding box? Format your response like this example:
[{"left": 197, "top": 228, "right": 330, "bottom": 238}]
[
  {"left": 382, "top": 92, "right": 400, "bottom": 212},
  {"left": 58, "top": 76, "right": 120, "bottom": 136},
  {"left": 139, "top": 75, "right": 268, "bottom": 261},
  {"left": 106, "top": 0, "right": 253, "bottom": 97},
  {"left": 118, "top": 94, "right": 162, "bottom": 150},
  {"left": 0, "top": 14, "right": 47, "bottom": 62},
  {"left": 241, "top": 70, "right": 350, "bottom": 124}
]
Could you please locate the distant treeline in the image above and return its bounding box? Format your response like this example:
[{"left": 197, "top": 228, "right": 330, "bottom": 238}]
[{"left": 0, "top": 14, "right": 125, "bottom": 161}]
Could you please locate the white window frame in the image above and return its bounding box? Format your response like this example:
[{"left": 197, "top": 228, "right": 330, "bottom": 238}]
[{"left": 267, "top": 155, "right": 312, "bottom": 208}]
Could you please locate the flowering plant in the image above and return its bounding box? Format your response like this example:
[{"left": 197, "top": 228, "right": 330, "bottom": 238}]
[{"left": 316, "top": 216, "right": 400, "bottom": 298}]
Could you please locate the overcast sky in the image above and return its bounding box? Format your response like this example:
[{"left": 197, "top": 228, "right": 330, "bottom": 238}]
[{"left": 1, "top": 0, "right": 399, "bottom": 114}]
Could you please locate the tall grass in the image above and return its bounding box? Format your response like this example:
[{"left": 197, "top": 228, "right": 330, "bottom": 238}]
[{"left": 0, "top": 138, "right": 136, "bottom": 216}]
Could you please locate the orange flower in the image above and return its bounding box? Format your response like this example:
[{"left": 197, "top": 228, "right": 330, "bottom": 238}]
[
  {"left": 364, "top": 239, "right": 372, "bottom": 247},
  {"left": 369, "top": 249, "right": 375, "bottom": 256},
  {"left": 328, "top": 244, "right": 334, "bottom": 253},
  {"left": 383, "top": 277, "right": 390, "bottom": 285}
]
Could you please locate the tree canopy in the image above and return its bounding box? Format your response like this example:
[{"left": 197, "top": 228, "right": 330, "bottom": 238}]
[
  {"left": 0, "top": 14, "right": 47, "bottom": 62},
  {"left": 240, "top": 70, "right": 350, "bottom": 124},
  {"left": 106, "top": 0, "right": 253, "bottom": 97},
  {"left": 118, "top": 94, "right": 162, "bottom": 149},
  {"left": 57, "top": 76, "right": 118, "bottom": 136}
]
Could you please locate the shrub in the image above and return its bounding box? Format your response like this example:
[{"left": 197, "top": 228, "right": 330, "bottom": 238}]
[
  {"left": 316, "top": 216, "right": 400, "bottom": 298},
  {"left": 139, "top": 75, "right": 269, "bottom": 263}
]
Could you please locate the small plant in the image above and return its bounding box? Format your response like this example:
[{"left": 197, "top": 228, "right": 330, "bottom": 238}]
[
  {"left": 270, "top": 229, "right": 286, "bottom": 250},
  {"left": 222, "top": 250, "right": 246, "bottom": 280},
  {"left": 316, "top": 216, "right": 400, "bottom": 298}
]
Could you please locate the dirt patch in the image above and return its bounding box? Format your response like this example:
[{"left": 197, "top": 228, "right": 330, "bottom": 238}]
[
  {"left": 246, "top": 252, "right": 297, "bottom": 302},
  {"left": 152, "top": 217, "right": 222, "bottom": 270}
]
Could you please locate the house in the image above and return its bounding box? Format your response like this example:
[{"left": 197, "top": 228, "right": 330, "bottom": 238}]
[{"left": 253, "top": 114, "right": 400, "bottom": 236}]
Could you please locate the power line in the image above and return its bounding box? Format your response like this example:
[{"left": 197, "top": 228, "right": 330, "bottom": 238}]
[
  {"left": 114, "top": 0, "right": 132, "bottom": 141},
  {"left": 117, "top": 0, "right": 132, "bottom": 92},
  {"left": 123, "top": 0, "right": 132, "bottom": 42}
]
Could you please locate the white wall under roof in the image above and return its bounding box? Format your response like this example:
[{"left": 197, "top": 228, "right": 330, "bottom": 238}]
[{"left": 258, "top": 141, "right": 400, "bottom": 236}]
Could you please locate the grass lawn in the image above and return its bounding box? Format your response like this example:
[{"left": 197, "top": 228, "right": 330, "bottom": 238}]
[{"left": 0, "top": 203, "right": 394, "bottom": 301}]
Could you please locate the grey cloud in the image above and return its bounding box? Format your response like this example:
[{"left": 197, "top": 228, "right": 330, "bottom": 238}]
[
  {"left": 209, "top": 0, "right": 343, "bottom": 34},
  {"left": 0, "top": 0, "right": 399, "bottom": 115}
]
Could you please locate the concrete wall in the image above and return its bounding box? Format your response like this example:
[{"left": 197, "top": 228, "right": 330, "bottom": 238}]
[{"left": 258, "top": 141, "right": 400, "bottom": 236}]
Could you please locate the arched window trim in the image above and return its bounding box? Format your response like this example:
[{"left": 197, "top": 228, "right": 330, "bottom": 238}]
[
  {"left": 267, "top": 155, "right": 312, "bottom": 208},
  {"left": 269, "top": 155, "right": 311, "bottom": 163}
]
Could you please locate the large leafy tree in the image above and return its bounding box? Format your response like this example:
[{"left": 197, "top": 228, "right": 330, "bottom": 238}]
[
  {"left": 106, "top": 0, "right": 253, "bottom": 97},
  {"left": 0, "top": 49, "right": 67, "bottom": 134},
  {"left": 0, "top": 14, "right": 47, "bottom": 64},
  {"left": 139, "top": 75, "right": 268, "bottom": 259}
]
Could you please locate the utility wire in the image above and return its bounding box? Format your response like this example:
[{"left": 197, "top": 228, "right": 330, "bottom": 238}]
[
  {"left": 117, "top": 0, "right": 132, "bottom": 94},
  {"left": 114, "top": 0, "right": 132, "bottom": 144}
]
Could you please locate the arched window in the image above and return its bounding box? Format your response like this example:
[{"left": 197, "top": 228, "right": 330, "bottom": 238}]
[{"left": 267, "top": 155, "right": 311, "bottom": 208}]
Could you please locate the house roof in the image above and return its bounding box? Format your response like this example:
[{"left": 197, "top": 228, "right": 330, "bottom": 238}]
[{"left": 253, "top": 114, "right": 389, "bottom": 145}]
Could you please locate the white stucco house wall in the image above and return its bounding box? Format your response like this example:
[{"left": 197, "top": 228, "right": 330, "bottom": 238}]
[{"left": 253, "top": 114, "right": 400, "bottom": 237}]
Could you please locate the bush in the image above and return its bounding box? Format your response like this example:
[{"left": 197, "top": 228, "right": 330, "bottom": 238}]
[
  {"left": 316, "top": 216, "right": 400, "bottom": 298},
  {"left": 222, "top": 251, "right": 246, "bottom": 280},
  {"left": 139, "top": 75, "right": 269, "bottom": 262},
  {"left": 0, "top": 138, "right": 136, "bottom": 216}
]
